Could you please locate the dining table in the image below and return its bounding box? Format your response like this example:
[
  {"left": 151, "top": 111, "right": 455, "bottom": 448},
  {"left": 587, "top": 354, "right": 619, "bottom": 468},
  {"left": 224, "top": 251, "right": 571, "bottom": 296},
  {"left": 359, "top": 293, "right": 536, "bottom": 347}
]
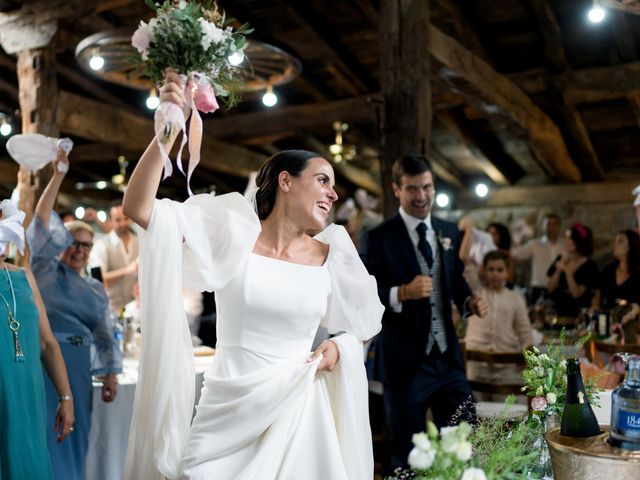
[{"left": 84, "top": 353, "right": 214, "bottom": 480}]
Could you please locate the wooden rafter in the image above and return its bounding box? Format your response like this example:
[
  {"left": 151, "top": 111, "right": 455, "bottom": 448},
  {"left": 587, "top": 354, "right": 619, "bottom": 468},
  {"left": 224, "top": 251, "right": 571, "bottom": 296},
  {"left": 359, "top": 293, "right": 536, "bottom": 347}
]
[
  {"left": 274, "top": 0, "right": 378, "bottom": 93},
  {"left": 527, "top": 0, "right": 567, "bottom": 73},
  {"left": 464, "top": 179, "right": 640, "bottom": 208},
  {"left": 429, "top": 25, "right": 581, "bottom": 182},
  {"left": 526, "top": 1, "right": 603, "bottom": 180},
  {"left": 208, "top": 94, "right": 381, "bottom": 140}
]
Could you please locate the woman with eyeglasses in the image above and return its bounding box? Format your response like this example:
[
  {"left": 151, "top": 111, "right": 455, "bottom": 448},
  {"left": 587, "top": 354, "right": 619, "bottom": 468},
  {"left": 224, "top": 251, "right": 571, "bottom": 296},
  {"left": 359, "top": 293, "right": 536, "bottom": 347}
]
[{"left": 26, "top": 149, "right": 122, "bottom": 480}]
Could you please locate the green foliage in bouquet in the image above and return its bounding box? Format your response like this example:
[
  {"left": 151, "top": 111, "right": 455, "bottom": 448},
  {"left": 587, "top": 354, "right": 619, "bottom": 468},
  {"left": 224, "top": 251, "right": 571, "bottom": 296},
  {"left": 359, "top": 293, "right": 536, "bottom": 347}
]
[
  {"left": 521, "top": 330, "right": 600, "bottom": 420},
  {"left": 132, "top": 0, "right": 252, "bottom": 107},
  {"left": 387, "top": 399, "right": 542, "bottom": 480}
]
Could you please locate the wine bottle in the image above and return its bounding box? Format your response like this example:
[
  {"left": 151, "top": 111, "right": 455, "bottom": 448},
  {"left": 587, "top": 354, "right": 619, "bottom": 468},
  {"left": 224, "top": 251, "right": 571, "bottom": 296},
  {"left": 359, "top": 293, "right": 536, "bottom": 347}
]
[
  {"left": 609, "top": 357, "right": 640, "bottom": 450},
  {"left": 560, "top": 358, "right": 601, "bottom": 437}
]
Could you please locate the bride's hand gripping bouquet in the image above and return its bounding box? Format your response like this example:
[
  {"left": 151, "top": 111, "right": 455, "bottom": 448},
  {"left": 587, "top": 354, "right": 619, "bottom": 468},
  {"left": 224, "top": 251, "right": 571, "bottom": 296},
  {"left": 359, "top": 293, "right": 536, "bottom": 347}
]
[{"left": 131, "top": 0, "right": 251, "bottom": 194}]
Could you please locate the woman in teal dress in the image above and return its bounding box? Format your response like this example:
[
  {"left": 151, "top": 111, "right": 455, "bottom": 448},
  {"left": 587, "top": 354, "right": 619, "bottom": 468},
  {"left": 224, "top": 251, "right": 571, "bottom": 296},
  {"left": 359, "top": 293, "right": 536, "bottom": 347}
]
[
  {"left": 0, "top": 199, "right": 74, "bottom": 479},
  {"left": 27, "top": 150, "right": 122, "bottom": 480}
]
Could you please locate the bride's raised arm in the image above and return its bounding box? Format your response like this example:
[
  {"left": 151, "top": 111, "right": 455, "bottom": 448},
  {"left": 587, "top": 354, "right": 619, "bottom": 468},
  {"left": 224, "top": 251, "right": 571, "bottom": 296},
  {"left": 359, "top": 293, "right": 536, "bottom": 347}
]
[{"left": 123, "top": 70, "right": 188, "bottom": 229}]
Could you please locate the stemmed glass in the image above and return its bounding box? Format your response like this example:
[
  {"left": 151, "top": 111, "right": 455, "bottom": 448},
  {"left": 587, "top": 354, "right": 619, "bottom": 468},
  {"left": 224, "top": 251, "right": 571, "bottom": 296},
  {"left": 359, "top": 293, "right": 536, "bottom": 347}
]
[{"left": 610, "top": 352, "right": 639, "bottom": 381}]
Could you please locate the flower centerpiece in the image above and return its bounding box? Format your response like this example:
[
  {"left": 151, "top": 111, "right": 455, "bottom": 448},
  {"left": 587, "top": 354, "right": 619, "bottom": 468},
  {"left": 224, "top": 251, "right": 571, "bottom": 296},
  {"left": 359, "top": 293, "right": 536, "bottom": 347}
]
[
  {"left": 390, "top": 402, "right": 540, "bottom": 480},
  {"left": 131, "top": 0, "right": 252, "bottom": 193},
  {"left": 388, "top": 331, "right": 602, "bottom": 480},
  {"left": 522, "top": 331, "right": 600, "bottom": 423}
]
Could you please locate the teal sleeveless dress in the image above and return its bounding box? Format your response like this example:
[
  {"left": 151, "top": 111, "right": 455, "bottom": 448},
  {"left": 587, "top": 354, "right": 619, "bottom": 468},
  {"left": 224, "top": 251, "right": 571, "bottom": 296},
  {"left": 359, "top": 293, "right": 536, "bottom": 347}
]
[{"left": 0, "top": 269, "right": 52, "bottom": 479}]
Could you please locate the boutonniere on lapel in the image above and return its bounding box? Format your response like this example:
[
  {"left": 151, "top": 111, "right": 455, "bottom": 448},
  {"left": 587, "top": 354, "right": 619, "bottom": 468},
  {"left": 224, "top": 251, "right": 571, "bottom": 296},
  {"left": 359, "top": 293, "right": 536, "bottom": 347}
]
[{"left": 437, "top": 231, "right": 452, "bottom": 251}]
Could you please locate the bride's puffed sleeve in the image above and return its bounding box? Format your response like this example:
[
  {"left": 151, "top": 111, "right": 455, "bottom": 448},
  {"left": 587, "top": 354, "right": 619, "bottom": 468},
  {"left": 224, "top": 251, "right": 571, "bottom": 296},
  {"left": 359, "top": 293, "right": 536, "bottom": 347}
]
[
  {"left": 173, "top": 192, "right": 261, "bottom": 291},
  {"left": 315, "top": 224, "right": 383, "bottom": 341}
]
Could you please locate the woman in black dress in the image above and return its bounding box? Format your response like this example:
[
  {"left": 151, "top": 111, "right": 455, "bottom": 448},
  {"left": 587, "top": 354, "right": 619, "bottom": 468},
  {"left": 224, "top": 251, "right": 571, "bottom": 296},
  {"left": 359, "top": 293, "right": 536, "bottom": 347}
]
[
  {"left": 592, "top": 229, "right": 640, "bottom": 339},
  {"left": 547, "top": 223, "right": 599, "bottom": 318}
]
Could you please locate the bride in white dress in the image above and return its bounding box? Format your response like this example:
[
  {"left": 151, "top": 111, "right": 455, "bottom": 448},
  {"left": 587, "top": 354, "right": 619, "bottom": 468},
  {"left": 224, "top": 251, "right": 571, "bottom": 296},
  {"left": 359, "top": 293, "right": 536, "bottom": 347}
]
[{"left": 122, "top": 71, "right": 384, "bottom": 480}]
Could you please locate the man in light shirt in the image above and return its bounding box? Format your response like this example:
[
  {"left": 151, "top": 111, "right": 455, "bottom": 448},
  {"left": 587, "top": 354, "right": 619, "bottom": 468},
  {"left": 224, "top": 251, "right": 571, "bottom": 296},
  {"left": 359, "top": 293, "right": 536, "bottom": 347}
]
[
  {"left": 512, "top": 213, "right": 565, "bottom": 304},
  {"left": 90, "top": 203, "right": 139, "bottom": 312}
]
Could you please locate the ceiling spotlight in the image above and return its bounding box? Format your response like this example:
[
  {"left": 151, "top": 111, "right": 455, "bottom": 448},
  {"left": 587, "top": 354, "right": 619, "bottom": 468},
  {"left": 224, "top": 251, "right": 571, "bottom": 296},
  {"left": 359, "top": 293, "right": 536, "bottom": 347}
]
[
  {"left": 146, "top": 88, "right": 160, "bottom": 110},
  {"left": 97, "top": 210, "right": 107, "bottom": 223},
  {"left": 262, "top": 85, "right": 277, "bottom": 107},
  {"left": 228, "top": 51, "right": 244, "bottom": 66},
  {"left": 0, "top": 118, "right": 11, "bottom": 137},
  {"left": 89, "top": 54, "right": 104, "bottom": 71},
  {"left": 588, "top": 3, "right": 606, "bottom": 23},
  {"left": 475, "top": 183, "right": 489, "bottom": 198},
  {"left": 96, "top": 181, "right": 108, "bottom": 190},
  {"left": 75, "top": 206, "right": 86, "bottom": 219},
  {"left": 436, "top": 193, "right": 450, "bottom": 208}
]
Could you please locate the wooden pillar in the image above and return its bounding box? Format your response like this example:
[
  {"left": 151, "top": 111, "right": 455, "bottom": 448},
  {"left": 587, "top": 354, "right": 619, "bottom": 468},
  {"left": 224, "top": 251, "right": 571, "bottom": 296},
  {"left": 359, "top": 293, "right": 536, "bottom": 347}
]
[
  {"left": 379, "top": 0, "right": 432, "bottom": 218},
  {"left": 15, "top": 47, "right": 59, "bottom": 266}
]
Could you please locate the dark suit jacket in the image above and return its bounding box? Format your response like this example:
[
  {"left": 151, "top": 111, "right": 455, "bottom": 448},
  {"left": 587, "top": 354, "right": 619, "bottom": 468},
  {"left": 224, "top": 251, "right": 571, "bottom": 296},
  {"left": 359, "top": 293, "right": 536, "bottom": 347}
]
[{"left": 360, "top": 213, "right": 472, "bottom": 387}]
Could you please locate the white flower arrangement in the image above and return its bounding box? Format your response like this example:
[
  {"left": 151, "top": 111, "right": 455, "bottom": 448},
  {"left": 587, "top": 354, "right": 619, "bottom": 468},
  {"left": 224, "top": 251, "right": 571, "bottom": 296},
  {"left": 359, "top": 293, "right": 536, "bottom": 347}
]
[{"left": 404, "top": 422, "right": 485, "bottom": 480}]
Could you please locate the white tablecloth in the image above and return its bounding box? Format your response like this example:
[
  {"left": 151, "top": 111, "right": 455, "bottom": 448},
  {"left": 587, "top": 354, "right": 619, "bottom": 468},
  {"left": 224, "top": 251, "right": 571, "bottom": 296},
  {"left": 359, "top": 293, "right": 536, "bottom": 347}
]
[{"left": 84, "top": 356, "right": 214, "bottom": 480}]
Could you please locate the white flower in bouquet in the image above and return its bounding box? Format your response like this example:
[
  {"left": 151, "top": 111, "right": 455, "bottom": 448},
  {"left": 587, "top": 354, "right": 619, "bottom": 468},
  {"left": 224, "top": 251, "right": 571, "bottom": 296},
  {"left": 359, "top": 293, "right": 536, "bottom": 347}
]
[
  {"left": 455, "top": 441, "right": 473, "bottom": 462},
  {"left": 198, "top": 18, "right": 227, "bottom": 51},
  {"left": 408, "top": 446, "right": 436, "bottom": 469},
  {"left": 411, "top": 432, "right": 433, "bottom": 452},
  {"left": 440, "top": 423, "right": 472, "bottom": 454},
  {"left": 461, "top": 467, "right": 487, "bottom": 480},
  {"left": 546, "top": 392, "right": 557, "bottom": 405}
]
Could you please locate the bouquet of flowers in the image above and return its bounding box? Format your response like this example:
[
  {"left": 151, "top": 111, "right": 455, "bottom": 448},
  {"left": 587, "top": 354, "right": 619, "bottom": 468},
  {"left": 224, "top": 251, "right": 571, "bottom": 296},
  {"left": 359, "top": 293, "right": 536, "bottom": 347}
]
[
  {"left": 521, "top": 331, "right": 599, "bottom": 421},
  {"left": 393, "top": 407, "right": 540, "bottom": 480},
  {"left": 131, "top": 0, "right": 252, "bottom": 194}
]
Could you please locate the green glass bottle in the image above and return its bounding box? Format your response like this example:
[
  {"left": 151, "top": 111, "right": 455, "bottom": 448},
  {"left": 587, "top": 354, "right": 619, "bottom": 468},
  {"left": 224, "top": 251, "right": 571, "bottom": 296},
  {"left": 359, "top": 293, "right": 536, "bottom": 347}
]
[{"left": 560, "top": 358, "right": 601, "bottom": 437}]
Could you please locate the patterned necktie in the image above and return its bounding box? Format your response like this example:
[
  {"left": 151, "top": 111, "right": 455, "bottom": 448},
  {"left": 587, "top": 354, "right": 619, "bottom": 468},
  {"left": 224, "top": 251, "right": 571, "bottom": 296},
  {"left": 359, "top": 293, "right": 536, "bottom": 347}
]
[{"left": 415, "top": 222, "right": 433, "bottom": 269}]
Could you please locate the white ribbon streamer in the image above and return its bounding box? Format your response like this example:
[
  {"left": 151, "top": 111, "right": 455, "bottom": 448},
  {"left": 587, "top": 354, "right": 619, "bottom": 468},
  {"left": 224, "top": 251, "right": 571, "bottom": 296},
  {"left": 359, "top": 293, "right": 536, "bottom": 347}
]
[{"left": 153, "top": 74, "right": 204, "bottom": 196}]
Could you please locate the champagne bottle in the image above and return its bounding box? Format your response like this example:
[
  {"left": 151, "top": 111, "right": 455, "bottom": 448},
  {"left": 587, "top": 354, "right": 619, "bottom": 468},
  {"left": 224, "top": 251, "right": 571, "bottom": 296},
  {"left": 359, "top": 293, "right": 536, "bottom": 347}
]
[
  {"left": 609, "top": 357, "right": 640, "bottom": 450},
  {"left": 560, "top": 358, "right": 601, "bottom": 437}
]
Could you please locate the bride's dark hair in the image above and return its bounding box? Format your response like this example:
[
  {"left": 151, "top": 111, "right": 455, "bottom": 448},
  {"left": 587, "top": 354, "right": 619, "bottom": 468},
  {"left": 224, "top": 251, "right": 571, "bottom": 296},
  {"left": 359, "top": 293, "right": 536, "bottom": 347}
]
[{"left": 255, "top": 150, "right": 321, "bottom": 220}]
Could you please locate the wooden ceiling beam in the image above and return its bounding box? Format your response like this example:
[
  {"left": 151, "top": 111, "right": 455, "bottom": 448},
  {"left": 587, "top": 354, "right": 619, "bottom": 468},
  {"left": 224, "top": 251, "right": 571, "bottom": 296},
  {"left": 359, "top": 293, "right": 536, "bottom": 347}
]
[
  {"left": 300, "top": 134, "right": 382, "bottom": 196},
  {"left": 527, "top": 0, "right": 567, "bottom": 73},
  {"left": 561, "top": 107, "right": 605, "bottom": 180},
  {"left": 428, "top": 25, "right": 581, "bottom": 182},
  {"left": 56, "top": 90, "right": 265, "bottom": 178},
  {"left": 611, "top": 10, "right": 638, "bottom": 63},
  {"left": 627, "top": 93, "right": 640, "bottom": 132},
  {"left": 208, "top": 93, "right": 381, "bottom": 140},
  {"left": 436, "top": 109, "right": 512, "bottom": 185},
  {"left": 56, "top": 63, "right": 135, "bottom": 112},
  {"left": 274, "top": 0, "right": 378, "bottom": 93},
  {"left": 462, "top": 179, "right": 640, "bottom": 208}
]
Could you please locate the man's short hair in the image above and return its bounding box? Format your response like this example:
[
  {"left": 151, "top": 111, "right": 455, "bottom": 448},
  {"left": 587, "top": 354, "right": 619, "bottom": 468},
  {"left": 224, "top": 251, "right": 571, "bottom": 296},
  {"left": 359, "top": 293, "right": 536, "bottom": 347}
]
[
  {"left": 545, "top": 212, "right": 560, "bottom": 223},
  {"left": 392, "top": 153, "right": 433, "bottom": 186}
]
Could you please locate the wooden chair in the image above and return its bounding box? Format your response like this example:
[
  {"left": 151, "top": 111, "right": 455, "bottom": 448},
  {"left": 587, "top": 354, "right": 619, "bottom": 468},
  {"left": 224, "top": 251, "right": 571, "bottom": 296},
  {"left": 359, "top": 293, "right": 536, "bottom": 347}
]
[{"left": 461, "top": 344, "right": 529, "bottom": 419}]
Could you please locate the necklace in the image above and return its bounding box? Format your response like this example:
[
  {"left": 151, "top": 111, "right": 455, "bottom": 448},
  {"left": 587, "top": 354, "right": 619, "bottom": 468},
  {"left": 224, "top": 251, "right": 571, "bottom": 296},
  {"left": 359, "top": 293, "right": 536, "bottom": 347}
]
[{"left": 0, "top": 264, "right": 23, "bottom": 362}]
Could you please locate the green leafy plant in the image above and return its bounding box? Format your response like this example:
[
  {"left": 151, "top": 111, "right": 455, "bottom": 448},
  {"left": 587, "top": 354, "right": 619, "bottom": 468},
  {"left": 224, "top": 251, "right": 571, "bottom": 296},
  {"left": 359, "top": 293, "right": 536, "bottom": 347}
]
[{"left": 131, "top": 0, "right": 252, "bottom": 107}]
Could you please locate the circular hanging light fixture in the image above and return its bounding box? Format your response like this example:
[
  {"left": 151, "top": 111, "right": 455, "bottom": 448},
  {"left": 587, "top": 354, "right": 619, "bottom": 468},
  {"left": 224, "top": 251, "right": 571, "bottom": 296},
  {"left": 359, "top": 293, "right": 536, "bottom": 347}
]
[{"left": 75, "top": 30, "right": 301, "bottom": 92}]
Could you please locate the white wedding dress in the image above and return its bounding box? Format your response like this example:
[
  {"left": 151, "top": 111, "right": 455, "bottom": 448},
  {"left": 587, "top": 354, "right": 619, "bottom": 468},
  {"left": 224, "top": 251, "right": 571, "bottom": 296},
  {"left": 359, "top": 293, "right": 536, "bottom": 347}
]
[{"left": 124, "top": 192, "right": 383, "bottom": 480}]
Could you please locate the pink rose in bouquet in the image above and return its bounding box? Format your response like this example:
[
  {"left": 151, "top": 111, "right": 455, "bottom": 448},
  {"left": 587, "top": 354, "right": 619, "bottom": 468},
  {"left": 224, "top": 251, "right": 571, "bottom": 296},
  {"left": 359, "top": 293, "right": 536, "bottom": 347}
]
[
  {"left": 194, "top": 81, "right": 219, "bottom": 114},
  {"left": 531, "top": 396, "right": 547, "bottom": 412}
]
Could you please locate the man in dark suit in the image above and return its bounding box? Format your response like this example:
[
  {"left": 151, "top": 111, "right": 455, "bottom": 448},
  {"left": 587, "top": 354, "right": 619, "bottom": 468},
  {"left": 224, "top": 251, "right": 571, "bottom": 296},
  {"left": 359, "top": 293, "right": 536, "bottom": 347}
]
[{"left": 360, "top": 153, "right": 488, "bottom": 471}]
